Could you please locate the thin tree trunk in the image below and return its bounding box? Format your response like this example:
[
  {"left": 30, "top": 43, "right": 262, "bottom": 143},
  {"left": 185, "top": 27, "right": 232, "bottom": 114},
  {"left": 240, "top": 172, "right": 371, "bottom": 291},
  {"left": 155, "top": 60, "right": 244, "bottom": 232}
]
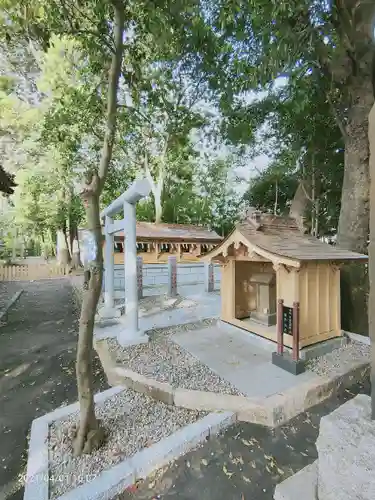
[
  {"left": 71, "top": 237, "right": 81, "bottom": 268},
  {"left": 74, "top": 181, "right": 103, "bottom": 455},
  {"left": 314, "top": 198, "right": 319, "bottom": 237},
  {"left": 274, "top": 180, "right": 278, "bottom": 215},
  {"left": 154, "top": 187, "right": 162, "bottom": 224},
  {"left": 57, "top": 228, "right": 70, "bottom": 265},
  {"left": 337, "top": 79, "right": 373, "bottom": 335},
  {"left": 145, "top": 160, "right": 164, "bottom": 224},
  {"left": 311, "top": 164, "right": 315, "bottom": 236},
  {"left": 74, "top": 0, "right": 124, "bottom": 456}
]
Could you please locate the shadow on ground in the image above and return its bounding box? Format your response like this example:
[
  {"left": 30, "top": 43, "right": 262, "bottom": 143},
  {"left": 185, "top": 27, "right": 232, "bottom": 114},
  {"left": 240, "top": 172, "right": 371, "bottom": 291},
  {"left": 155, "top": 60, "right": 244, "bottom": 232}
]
[
  {"left": 118, "top": 379, "right": 370, "bottom": 500},
  {"left": 0, "top": 279, "right": 108, "bottom": 500}
]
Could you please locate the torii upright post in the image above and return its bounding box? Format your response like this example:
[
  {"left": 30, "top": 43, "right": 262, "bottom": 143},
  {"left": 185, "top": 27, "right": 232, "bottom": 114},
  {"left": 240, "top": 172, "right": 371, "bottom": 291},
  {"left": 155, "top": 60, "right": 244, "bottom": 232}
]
[
  {"left": 100, "top": 178, "right": 151, "bottom": 346},
  {"left": 123, "top": 200, "right": 138, "bottom": 339}
]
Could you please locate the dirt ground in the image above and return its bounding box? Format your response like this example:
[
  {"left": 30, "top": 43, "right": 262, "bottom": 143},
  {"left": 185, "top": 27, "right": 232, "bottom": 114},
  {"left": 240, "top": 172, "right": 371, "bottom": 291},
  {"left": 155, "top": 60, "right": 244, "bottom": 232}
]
[{"left": 0, "top": 279, "right": 108, "bottom": 500}]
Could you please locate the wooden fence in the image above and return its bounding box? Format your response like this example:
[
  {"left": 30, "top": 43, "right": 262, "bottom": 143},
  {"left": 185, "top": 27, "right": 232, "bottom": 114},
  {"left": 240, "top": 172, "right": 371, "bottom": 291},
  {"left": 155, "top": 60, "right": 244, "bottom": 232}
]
[{"left": 0, "top": 264, "right": 69, "bottom": 281}]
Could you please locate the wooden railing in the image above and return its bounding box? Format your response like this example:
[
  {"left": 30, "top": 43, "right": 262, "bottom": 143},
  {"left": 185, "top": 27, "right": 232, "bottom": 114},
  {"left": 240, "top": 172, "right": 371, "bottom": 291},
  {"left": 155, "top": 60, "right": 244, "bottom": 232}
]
[{"left": 0, "top": 264, "right": 69, "bottom": 281}]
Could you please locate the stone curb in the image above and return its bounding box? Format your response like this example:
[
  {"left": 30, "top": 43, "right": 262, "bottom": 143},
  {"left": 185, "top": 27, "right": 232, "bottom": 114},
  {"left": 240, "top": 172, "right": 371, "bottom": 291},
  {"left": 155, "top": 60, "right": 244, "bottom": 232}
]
[
  {"left": 274, "top": 461, "right": 318, "bottom": 500},
  {"left": 24, "top": 386, "right": 235, "bottom": 500},
  {"left": 24, "top": 387, "right": 123, "bottom": 500},
  {"left": 261, "top": 360, "right": 370, "bottom": 427},
  {"left": 95, "top": 338, "right": 370, "bottom": 428},
  {"left": 0, "top": 289, "right": 23, "bottom": 323}
]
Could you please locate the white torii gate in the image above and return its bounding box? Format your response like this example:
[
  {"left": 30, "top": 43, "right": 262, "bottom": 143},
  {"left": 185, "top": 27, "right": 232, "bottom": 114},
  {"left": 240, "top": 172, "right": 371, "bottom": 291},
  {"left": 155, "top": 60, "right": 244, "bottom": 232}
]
[{"left": 100, "top": 178, "right": 151, "bottom": 346}]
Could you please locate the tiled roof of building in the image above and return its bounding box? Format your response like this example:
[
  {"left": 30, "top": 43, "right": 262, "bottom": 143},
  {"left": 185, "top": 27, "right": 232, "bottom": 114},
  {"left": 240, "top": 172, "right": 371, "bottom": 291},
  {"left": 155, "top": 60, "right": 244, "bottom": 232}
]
[
  {"left": 115, "top": 222, "right": 222, "bottom": 243},
  {"left": 206, "top": 212, "right": 367, "bottom": 262}
]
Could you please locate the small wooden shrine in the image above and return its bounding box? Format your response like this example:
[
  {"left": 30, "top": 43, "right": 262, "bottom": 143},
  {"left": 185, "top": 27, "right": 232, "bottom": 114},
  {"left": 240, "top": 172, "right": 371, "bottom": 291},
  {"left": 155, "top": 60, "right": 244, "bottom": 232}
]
[
  {"left": 111, "top": 222, "right": 222, "bottom": 264},
  {"left": 203, "top": 209, "right": 367, "bottom": 352}
]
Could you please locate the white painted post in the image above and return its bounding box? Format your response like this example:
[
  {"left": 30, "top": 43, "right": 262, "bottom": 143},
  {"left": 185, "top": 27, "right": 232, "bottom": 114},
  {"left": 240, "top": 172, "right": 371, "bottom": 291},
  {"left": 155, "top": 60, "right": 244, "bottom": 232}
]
[
  {"left": 104, "top": 216, "right": 115, "bottom": 311},
  {"left": 137, "top": 256, "right": 143, "bottom": 300},
  {"left": 205, "top": 261, "right": 214, "bottom": 293},
  {"left": 168, "top": 255, "right": 177, "bottom": 297},
  {"left": 120, "top": 201, "right": 140, "bottom": 342}
]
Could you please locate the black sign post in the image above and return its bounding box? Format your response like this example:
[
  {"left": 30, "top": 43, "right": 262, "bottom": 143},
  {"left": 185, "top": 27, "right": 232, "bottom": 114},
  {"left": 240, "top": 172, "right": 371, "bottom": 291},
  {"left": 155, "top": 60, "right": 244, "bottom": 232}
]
[
  {"left": 272, "top": 301, "right": 305, "bottom": 375},
  {"left": 282, "top": 306, "right": 293, "bottom": 336}
]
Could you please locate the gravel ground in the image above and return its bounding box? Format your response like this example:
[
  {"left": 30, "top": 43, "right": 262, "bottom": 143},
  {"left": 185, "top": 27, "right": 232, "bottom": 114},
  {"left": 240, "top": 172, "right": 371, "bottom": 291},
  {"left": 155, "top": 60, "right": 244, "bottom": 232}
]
[
  {"left": 108, "top": 319, "right": 243, "bottom": 396},
  {"left": 49, "top": 388, "right": 204, "bottom": 498},
  {"left": 306, "top": 340, "right": 370, "bottom": 377}
]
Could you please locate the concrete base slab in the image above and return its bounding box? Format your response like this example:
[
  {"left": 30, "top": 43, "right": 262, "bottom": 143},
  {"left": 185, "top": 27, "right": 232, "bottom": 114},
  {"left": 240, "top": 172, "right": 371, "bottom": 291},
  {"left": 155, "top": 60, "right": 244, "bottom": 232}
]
[
  {"left": 97, "top": 306, "right": 123, "bottom": 319},
  {"left": 173, "top": 323, "right": 318, "bottom": 398},
  {"left": 272, "top": 352, "right": 306, "bottom": 375},
  {"left": 220, "top": 321, "right": 347, "bottom": 361},
  {"left": 140, "top": 300, "right": 220, "bottom": 332},
  {"left": 94, "top": 292, "right": 220, "bottom": 342},
  {"left": 94, "top": 319, "right": 124, "bottom": 340},
  {"left": 274, "top": 461, "right": 317, "bottom": 500},
  {"left": 117, "top": 331, "right": 149, "bottom": 347}
]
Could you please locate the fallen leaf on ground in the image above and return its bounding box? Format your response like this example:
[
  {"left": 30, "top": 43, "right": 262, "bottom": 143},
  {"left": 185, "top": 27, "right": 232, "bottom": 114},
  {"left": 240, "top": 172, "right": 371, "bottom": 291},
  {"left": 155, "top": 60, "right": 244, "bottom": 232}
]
[
  {"left": 201, "top": 459, "right": 208, "bottom": 466},
  {"left": 241, "top": 438, "right": 252, "bottom": 446},
  {"left": 243, "top": 476, "right": 251, "bottom": 483},
  {"left": 223, "top": 465, "right": 234, "bottom": 478}
]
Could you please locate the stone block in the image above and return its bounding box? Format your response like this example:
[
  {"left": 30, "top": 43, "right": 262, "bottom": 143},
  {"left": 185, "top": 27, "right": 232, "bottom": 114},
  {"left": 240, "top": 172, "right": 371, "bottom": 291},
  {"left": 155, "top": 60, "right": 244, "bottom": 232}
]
[
  {"left": 206, "top": 411, "right": 237, "bottom": 434},
  {"left": 173, "top": 388, "right": 266, "bottom": 424},
  {"left": 316, "top": 394, "right": 375, "bottom": 500},
  {"left": 114, "top": 367, "right": 174, "bottom": 405},
  {"left": 274, "top": 461, "right": 317, "bottom": 500},
  {"left": 24, "top": 418, "right": 49, "bottom": 500},
  {"left": 272, "top": 351, "right": 306, "bottom": 375}
]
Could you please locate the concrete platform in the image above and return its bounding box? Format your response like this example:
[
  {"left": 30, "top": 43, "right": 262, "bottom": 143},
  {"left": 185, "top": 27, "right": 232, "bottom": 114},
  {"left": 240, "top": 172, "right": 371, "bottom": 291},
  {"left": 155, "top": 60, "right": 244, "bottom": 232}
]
[
  {"left": 172, "top": 323, "right": 320, "bottom": 398},
  {"left": 94, "top": 292, "right": 221, "bottom": 340}
]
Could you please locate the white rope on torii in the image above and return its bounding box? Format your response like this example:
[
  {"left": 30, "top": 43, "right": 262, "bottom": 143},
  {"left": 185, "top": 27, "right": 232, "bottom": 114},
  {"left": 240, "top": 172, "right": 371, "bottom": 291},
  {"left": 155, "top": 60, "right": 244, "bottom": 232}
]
[{"left": 100, "top": 178, "right": 151, "bottom": 346}]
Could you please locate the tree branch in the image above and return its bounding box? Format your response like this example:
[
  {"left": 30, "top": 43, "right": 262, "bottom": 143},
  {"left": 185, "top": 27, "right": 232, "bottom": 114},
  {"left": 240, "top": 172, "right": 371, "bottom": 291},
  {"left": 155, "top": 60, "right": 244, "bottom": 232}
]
[{"left": 97, "top": 1, "right": 124, "bottom": 192}]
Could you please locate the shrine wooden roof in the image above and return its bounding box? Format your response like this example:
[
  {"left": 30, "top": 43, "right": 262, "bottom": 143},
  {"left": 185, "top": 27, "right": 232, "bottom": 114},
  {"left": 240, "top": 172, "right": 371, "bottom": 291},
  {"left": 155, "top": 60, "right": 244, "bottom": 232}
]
[
  {"left": 203, "top": 212, "right": 367, "bottom": 266},
  {"left": 113, "top": 222, "right": 222, "bottom": 243}
]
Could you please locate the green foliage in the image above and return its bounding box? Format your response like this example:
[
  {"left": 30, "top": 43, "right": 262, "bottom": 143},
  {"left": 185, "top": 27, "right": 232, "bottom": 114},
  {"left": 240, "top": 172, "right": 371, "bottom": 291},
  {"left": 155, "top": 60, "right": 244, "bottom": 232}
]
[{"left": 0, "top": 0, "right": 245, "bottom": 253}]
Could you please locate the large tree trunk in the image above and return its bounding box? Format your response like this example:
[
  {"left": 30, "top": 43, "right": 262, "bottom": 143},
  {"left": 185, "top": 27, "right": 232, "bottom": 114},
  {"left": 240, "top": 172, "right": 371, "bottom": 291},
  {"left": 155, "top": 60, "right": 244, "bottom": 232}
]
[
  {"left": 337, "top": 79, "right": 373, "bottom": 335},
  {"left": 73, "top": 1, "right": 124, "bottom": 456}
]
